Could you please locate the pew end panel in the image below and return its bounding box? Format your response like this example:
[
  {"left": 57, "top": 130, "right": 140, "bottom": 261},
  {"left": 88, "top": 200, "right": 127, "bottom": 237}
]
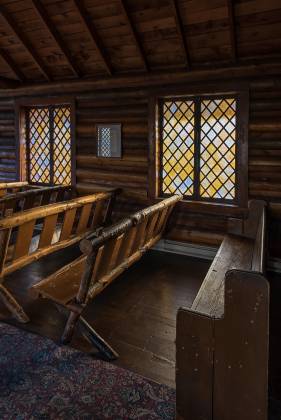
[{"left": 176, "top": 269, "right": 269, "bottom": 420}]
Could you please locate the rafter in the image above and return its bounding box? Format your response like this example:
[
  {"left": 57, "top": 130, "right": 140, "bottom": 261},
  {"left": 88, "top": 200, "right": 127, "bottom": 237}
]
[
  {"left": 119, "top": 0, "right": 149, "bottom": 72},
  {"left": 31, "top": 0, "right": 81, "bottom": 78},
  {"left": 226, "top": 0, "right": 238, "bottom": 63},
  {"left": 170, "top": 0, "right": 191, "bottom": 69},
  {"left": 72, "top": 0, "right": 113, "bottom": 76},
  {"left": 0, "top": 6, "right": 51, "bottom": 81},
  {"left": 0, "top": 76, "right": 20, "bottom": 89},
  {"left": 0, "top": 49, "right": 25, "bottom": 82}
]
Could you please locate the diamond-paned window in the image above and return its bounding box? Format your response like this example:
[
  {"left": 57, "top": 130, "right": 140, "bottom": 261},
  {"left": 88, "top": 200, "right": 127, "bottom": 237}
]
[
  {"left": 53, "top": 107, "right": 72, "bottom": 185},
  {"left": 200, "top": 99, "right": 236, "bottom": 200},
  {"left": 27, "top": 105, "right": 72, "bottom": 186},
  {"left": 97, "top": 124, "right": 122, "bottom": 158},
  {"left": 160, "top": 96, "right": 238, "bottom": 203},
  {"left": 162, "top": 100, "right": 195, "bottom": 196}
]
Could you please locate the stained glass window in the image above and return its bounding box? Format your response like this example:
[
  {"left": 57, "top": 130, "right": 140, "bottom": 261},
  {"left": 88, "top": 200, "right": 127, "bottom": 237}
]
[
  {"left": 160, "top": 96, "right": 238, "bottom": 202},
  {"left": 27, "top": 106, "right": 72, "bottom": 186}
]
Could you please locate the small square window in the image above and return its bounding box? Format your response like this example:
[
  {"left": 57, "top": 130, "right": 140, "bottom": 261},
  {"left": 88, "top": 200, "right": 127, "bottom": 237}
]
[{"left": 97, "top": 124, "right": 122, "bottom": 158}]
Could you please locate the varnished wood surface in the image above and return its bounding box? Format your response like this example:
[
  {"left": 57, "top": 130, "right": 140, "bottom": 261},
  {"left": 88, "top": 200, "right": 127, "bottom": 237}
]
[
  {"left": 191, "top": 234, "right": 254, "bottom": 317},
  {"left": 1, "top": 247, "right": 281, "bottom": 399},
  {"left": 0, "top": 248, "right": 209, "bottom": 387},
  {"left": 0, "top": 0, "right": 280, "bottom": 83}
]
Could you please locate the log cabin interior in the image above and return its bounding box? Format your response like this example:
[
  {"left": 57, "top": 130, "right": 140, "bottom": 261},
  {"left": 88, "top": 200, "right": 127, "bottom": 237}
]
[{"left": 0, "top": 0, "right": 280, "bottom": 419}]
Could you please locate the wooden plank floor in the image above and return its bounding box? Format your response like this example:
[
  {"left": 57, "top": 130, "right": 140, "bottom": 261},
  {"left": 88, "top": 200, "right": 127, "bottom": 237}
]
[{"left": 0, "top": 247, "right": 209, "bottom": 388}]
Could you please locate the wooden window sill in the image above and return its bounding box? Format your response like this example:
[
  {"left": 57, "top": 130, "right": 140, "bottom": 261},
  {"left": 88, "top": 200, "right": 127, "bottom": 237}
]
[{"left": 155, "top": 197, "right": 248, "bottom": 218}]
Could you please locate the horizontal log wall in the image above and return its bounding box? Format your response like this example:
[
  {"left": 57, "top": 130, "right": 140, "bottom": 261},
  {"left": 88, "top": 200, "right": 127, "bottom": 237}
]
[
  {"left": 0, "top": 98, "right": 16, "bottom": 182},
  {"left": 0, "top": 74, "right": 280, "bottom": 256}
]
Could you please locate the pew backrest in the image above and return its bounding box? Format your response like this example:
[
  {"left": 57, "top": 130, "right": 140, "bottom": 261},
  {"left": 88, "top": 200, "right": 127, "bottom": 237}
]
[
  {"left": 0, "top": 185, "right": 75, "bottom": 218},
  {"left": 0, "top": 181, "right": 30, "bottom": 197},
  {"left": 0, "top": 191, "right": 118, "bottom": 277},
  {"left": 30, "top": 195, "right": 182, "bottom": 307},
  {"left": 80, "top": 194, "right": 182, "bottom": 302}
]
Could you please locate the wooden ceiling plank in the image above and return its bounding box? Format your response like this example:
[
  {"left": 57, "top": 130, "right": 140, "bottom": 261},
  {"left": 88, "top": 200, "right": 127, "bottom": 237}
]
[
  {"left": 227, "top": 0, "right": 238, "bottom": 63},
  {"left": 170, "top": 0, "right": 191, "bottom": 69},
  {"left": 0, "top": 6, "right": 51, "bottom": 82},
  {"left": 72, "top": 0, "right": 113, "bottom": 76},
  {"left": 0, "top": 76, "right": 20, "bottom": 89},
  {"left": 119, "top": 0, "right": 149, "bottom": 72},
  {"left": 31, "top": 0, "right": 81, "bottom": 78},
  {"left": 0, "top": 49, "right": 25, "bottom": 82}
]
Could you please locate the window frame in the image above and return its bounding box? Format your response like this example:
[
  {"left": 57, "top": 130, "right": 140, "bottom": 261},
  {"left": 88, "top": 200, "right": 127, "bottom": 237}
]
[
  {"left": 15, "top": 97, "right": 76, "bottom": 186},
  {"left": 148, "top": 86, "right": 249, "bottom": 211}
]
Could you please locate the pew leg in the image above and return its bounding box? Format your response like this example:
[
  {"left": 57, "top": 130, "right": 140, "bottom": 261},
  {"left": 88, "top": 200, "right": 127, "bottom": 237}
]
[
  {"left": 61, "top": 309, "right": 118, "bottom": 361},
  {"left": 78, "top": 316, "right": 119, "bottom": 361},
  {"left": 61, "top": 310, "right": 79, "bottom": 344},
  {"left": 0, "top": 284, "right": 29, "bottom": 323}
]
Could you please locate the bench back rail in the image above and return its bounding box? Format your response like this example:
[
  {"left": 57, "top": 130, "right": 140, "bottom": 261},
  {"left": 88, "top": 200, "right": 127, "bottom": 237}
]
[
  {"left": 0, "top": 185, "right": 74, "bottom": 218},
  {"left": 0, "top": 181, "right": 31, "bottom": 197}
]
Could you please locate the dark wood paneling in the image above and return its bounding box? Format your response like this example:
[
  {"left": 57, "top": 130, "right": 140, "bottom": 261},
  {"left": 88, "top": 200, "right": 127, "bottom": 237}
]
[{"left": 0, "top": 98, "right": 16, "bottom": 182}]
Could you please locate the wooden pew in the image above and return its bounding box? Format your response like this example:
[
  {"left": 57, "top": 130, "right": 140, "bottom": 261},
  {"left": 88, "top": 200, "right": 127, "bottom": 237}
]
[
  {"left": 0, "top": 190, "right": 119, "bottom": 324},
  {"left": 176, "top": 200, "right": 268, "bottom": 420},
  {"left": 0, "top": 185, "right": 75, "bottom": 217},
  {"left": 0, "top": 181, "right": 39, "bottom": 197},
  {"left": 30, "top": 194, "right": 182, "bottom": 360}
]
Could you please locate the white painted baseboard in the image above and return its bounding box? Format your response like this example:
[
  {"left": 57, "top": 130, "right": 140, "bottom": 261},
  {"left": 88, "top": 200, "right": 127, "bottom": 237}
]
[{"left": 153, "top": 239, "right": 281, "bottom": 274}]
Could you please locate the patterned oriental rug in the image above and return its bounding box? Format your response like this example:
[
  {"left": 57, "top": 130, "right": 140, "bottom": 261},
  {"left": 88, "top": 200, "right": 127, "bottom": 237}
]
[{"left": 0, "top": 323, "right": 175, "bottom": 419}]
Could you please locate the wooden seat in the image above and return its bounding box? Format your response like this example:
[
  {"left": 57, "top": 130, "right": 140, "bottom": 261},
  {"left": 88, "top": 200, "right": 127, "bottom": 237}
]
[
  {"left": 0, "top": 189, "right": 120, "bottom": 323},
  {"left": 176, "top": 199, "right": 268, "bottom": 420},
  {"left": 192, "top": 234, "right": 256, "bottom": 318},
  {"left": 30, "top": 194, "right": 182, "bottom": 360}
]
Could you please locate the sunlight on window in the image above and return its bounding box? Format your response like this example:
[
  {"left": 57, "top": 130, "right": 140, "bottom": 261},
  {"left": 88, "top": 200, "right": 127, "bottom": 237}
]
[
  {"left": 28, "top": 106, "right": 72, "bottom": 186},
  {"left": 53, "top": 107, "right": 72, "bottom": 185},
  {"left": 162, "top": 100, "right": 195, "bottom": 196},
  {"left": 200, "top": 99, "right": 236, "bottom": 200},
  {"left": 29, "top": 108, "right": 51, "bottom": 184},
  {"left": 161, "top": 97, "right": 237, "bottom": 201}
]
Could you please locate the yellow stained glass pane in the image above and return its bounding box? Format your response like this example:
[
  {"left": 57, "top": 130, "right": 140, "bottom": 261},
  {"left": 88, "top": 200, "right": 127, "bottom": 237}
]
[
  {"left": 28, "top": 107, "right": 51, "bottom": 184},
  {"left": 200, "top": 98, "right": 236, "bottom": 200},
  {"left": 53, "top": 107, "right": 72, "bottom": 186},
  {"left": 161, "top": 100, "right": 195, "bottom": 196}
]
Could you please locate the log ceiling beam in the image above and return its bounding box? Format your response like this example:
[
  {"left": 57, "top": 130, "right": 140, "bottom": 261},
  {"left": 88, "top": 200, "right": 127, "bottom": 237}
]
[
  {"left": 0, "top": 6, "right": 51, "bottom": 82},
  {"left": 119, "top": 0, "right": 149, "bottom": 72},
  {"left": 31, "top": 0, "right": 81, "bottom": 78},
  {"left": 170, "top": 0, "right": 191, "bottom": 69},
  {"left": 0, "top": 49, "right": 25, "bottom": 82},
  {"left": 0, "top": 76, "right": 20, "bottom": 89},
  {"left": 73, "top": 0, "right": 113, "bottom": 76},
  {"left": 227, "top": 0, "right": 238, "bottom": 63}
]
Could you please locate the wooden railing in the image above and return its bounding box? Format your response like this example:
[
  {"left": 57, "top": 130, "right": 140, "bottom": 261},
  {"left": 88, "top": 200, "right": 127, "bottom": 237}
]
[
  {"left": 0, "top": 185, "right": 75, "bottom": 217},
  {"left": 0, "top": 181, "right": 30, "bottom": 197},
  {"left": 0, "top": 189, "right": 120, "bottom": 324},
  {"left": 31, "top": 194, "right": 182, "bottom": 360}
]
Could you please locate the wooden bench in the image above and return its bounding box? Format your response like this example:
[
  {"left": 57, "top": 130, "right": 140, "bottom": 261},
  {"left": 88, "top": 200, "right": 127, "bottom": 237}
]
[
  {"left": 0, "top": 190, "right": 119, "bottom": 324},
  {"left": 0, "top": 181, "right": 33, "bottom": 197},
  {"left": 31, "top": 194, "right": 182, "bottom": 360},
  {"left": 0, "top": 185, "right": 75, "bottom": 218},
  {"left": 176, "top": 200, "right": 268, "bottom": 420}
]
